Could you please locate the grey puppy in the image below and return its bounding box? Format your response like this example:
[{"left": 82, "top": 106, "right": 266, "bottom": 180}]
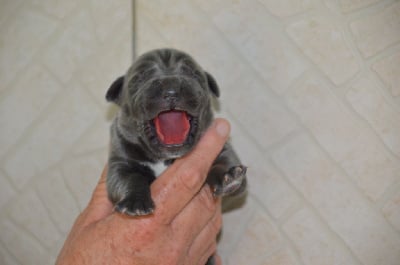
[{"left": 105, "top": 49, "right": 247, "bottom": 263}]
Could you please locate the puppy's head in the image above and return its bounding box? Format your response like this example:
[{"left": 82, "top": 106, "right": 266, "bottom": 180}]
[{"left": 106, "top": 48, "right": 220, "bottom": 160}]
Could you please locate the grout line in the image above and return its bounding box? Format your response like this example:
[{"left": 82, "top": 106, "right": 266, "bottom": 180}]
[
  {"left": 220, "top": 202, "right": 256, "bottom": 258},
  {"left": 34, "top": 185, "right": 66, "bottom": 236},
  {"left": 267, "top": 137, "right": 365, "bottom": 265},
  {"left": 249, "top": 193, "right": 306, "bottom": 265},
  {"left": 7, "top": 214, "right": 51, "bottom": 252},
  {"left": 132, "top": 0, "right": 137, "bottom": 61},
  {"left": 178, "top": 5, "right": 365, "bottom": 262},
  {"left": 134, "top": 6, "right": 172, "bottom": 51},
  {"left": 189, "top": 0, "right": 308, "bottom": 150},
  {"left": 0, "top": 239, "right": 22, "bottom": 265},
  {"left": 377, "top": 180, "right": 400, "bottom": 209}
]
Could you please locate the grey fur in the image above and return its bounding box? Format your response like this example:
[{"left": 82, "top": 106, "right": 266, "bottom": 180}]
[{"left": 106, "top": 48, "right": 247, "bottom": 217}]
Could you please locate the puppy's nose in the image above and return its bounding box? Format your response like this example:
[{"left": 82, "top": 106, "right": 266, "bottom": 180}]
[{"left": 163, "top": 88, "right": 180, "bottom": 100}]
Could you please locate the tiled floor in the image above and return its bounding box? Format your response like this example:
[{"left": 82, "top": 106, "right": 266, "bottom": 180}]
[
  {"left": 0, "top": 1, "right": 400, "bottom": 265},
  {"left": 0, "top": 1, "right": 132, "bottom": 264}
]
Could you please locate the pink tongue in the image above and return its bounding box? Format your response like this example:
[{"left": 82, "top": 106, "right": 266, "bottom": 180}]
[{"left": 154, "top": 111, "right": 190, "bottom": 145}]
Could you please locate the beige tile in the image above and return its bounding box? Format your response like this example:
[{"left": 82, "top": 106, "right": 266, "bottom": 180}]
[
  {"left": 42, "top": 10, "right": 98, "bottom": 84},
  {"left": 0, "top": 65, "right": 62, "bottom": 158},
  {"left": 250, "top": 160, "right": 300, "bottom": 220},
  {"left": 3, "top": 0, "right": 400, "bottom": 264},
  {"left": 0, "top": 2, "right": 135, "bottom": 264},
  {"left": 224, "top": 112, "right": 300, "bottom": 219},
  {"left": 8, "top": 189, "right": 61, "bottom": 249},
  {"left": 347, "top": 76, "right": 400, "bottom": 157},
  {"left": 339, "top": 0, "right": 380, "bottom": 12},
  {"left": 0, "top": 171, "right": 16, "bottom": 210},
  {"left": 258, "top": 0, "right": 312, "bottom": 17},
  {"left": 211, "top": 2, "right": 307, "bottom": 93},
  {"left": 283, "top": 208, "right": 357, "bottom": 265},
  {"left": 35, "top": 169, "right": 80, "bottom": 235},
  {"left": 0, "top": 5, "right": 57, "bottom": 88},
  {"left": 287, "top": 15, "right": 359, "bottom": 84},
  {"left": 48, "top": 237, "right": 66, "bottom": 265},
  {"left": 285, "top": 75, "right": 361, "bottom": 160},
  {"left": 260, "top": 249, "right": 299, "bottom": 265},
  {"left": 272, "top": 134, "right": 337, "bottom": 188},
  {"left": 0, "top": 245, "right": 19, "bottom": 265},
  {"left": 0, "top": 0, "right": 23, "bottom": 25},
  {"left": 382, "top": 190, "right": 400, "bottom": 233},
  {"left": 372, "top": 51, "right": 400, "bottom": 97},
  {"left": 30, "top": 0, "right": 79, "bottom": 18},
  {"left": 61, "top": 154, "right": 104, "bottom": 210},
  {"left": 284, "top": 74, "right": 399, "bottom": 201},
  {"left": 247, "top": 158, "right": 300, "bottom": 220},
  {"left": 339, "top": 134, "right": 399, "bottom": 202},
  {"left": 87, "top": 0, "right": 131, "bottom": 43},
  {"left": 4, "top": 83, "right": 101, "bottom": 188},
  {"left": 241, "top": 34, "right": 307, "bottom": 94},
  {"left": 78, "top": 32, "right": 132, "bottom": 106},
  {"left": 138, "top": 1, "right": 213, "bottom": 50},
  {"left": 0, "top": 219, "right": 48, "bottom": 265},
  {"left": 273, "top": 134, "right": 400, "bottom": 265},
  {"left": 139, "top": 1, "right": 300, "bottom": 150},
  {"left": 218, "top": 197, "right": 254, "bottom": 261},
  {"left": 350, "top": 2, "right": 400, "bottom": 58},
  {"left": 136, "top": 12, "right": 170, "bottom": 55},
  {"left": 70, "top": 118, "right": 111, "bottom": 156},
  {"left": 224, "top": 78, "right": 297, "bottom": 149},
  {"left": 138, "top": 0, "right": 251, "bottom": 89},
  {"left": 228, "top": 210, "right": 283, "bottom": 264}
]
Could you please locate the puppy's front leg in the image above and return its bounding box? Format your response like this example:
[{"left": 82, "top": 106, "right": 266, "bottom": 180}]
[
  {"left": 207, "top": 143, "right": 247, "bottom": 197},
  {"left": 107, "top": 157, "right": 156, "bottom": 216}
]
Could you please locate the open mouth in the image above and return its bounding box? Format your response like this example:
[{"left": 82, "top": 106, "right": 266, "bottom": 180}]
[{"left": 153, "top": 110, "right": 192, "bottom": 146}]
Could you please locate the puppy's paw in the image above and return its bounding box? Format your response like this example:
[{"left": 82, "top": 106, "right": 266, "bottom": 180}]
[
  {"left": 115, "top": 195, "right": 155, "bottom": 216},
  {"left": 213, "top": 165, "right": 247, "bottom": 197}
]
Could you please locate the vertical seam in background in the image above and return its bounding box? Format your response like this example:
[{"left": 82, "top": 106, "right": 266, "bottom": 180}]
[{"left": 132, "top": 0, "right": 137, "bottom": 61}]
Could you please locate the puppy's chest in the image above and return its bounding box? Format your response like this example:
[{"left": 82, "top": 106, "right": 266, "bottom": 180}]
[{"left": 144, "top": 160, "right": 174, "bottom": 177}]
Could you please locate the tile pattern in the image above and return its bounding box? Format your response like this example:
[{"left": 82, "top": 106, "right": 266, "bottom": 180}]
[
  {"left": 0, "top": 1, "right": 399, "bottom": 264},
  {"left": 0, "top": 1, "right": 132, "bottom": 264},
  {"left": 135, "top": 1, "right": 400, "bottom": 265}
]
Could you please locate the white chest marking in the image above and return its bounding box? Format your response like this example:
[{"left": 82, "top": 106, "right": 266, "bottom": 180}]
[{"left": 147, "top": 161, "right": 169, "bottom": 177}]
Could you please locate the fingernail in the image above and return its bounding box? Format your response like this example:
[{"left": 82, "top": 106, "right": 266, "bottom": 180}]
[{"left": 215, "top": 119, "right": 230, "bottom": 138}]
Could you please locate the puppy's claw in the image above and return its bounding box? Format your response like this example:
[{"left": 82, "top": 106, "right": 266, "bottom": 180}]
[
  {"left": 213, "top": 165, "right": 247, "bottom": 197},
  {"left": 115, "top": 196, "right": 155, "bottom": 216}
]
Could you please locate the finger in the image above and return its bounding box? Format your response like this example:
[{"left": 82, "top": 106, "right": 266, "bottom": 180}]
[
  {"left": 187, "top": 200, "right": 222, "bottom": 262},
  {"left": 82, "top": 165, "right": 113, "bottom": 226},
  {"left": 151, "top": 119, "right": 230, "bottom": 224},
  {"left": 171, "top": 186, "right": 218, "bottom": 244},
  {"left": 197, "top": 244, "right": 218, "bottom": 265},
  {"left": 214, "top": 254, "right": 222, "bottom": 265}
]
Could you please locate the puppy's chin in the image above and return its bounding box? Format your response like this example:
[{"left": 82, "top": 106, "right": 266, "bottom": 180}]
[
  {"left": 155, "top": 144, "right": 194, "bottom": 159},
  {"left": 146, "top": 131, "right": 199, "bottom": 160},
  {"left": 142, "top": 111, "right": 202, "bottom": 160}
]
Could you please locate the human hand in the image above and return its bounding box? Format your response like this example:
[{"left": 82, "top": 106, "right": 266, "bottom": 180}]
[{"left": 56, "top": 119, "right": 230, "bottom": 265}]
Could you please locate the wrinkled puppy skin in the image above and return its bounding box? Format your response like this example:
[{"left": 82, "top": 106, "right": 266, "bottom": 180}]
[
  {"left": 106, "top": 48, "right": 247, "bottom": 218},
  {"left": 106, "top": 48, "right": 247, "bottom": 265}
]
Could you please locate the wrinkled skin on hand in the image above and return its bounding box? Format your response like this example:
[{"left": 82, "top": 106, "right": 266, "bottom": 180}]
[{"left": 56, "top": 119, "right": 230, "bottom": 265}]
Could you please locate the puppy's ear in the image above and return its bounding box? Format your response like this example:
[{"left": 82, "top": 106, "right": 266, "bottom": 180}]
[
  {"left": 106, "top": 76, "right": 124, "bottom": 104},
  {"left": 205, "top": 72, "right": 220, "bottom": 98}
]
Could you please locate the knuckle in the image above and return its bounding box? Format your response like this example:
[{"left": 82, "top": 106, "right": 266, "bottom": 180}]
[
  {"left": 179, "top": 165, "right": 204, "bottom": 192},
  {"left": 202, "top": 243, "right": 217, "bottom": 265},
  {"left": 198, "top": 186, "right": 217, "bottom": 213}
]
